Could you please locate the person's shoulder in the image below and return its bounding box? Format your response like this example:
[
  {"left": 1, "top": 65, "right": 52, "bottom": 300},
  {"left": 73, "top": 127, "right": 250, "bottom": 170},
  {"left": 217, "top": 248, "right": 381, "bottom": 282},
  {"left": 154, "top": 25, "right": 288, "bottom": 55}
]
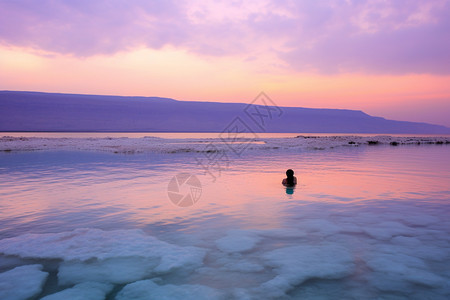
[{"left": 282, "top": 178, "right": 287, "bottom": 184}]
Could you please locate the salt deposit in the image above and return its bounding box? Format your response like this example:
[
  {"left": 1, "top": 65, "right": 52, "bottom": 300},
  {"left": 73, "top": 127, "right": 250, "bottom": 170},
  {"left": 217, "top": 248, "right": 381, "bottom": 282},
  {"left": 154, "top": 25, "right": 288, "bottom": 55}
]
[
  {"left": 0, "top": 214, "right": 448, "bottom": 299},
  {"left": 0, "top": 228, "right": 206, "bottom": 286},
  {"left": 1, "top": 135, "right": 449, "bottom": 154},
  {"left": 0, "top": 264, "right": 48, "bottom": 300},
  {"left": 215, "top": 230, "right": 261, "bottom": 253},
  {"left": 116, "top": 279, "right": 224, "bottom": 300},
  {"left": 260, "top": 244, "right": 355, "bottom": 297},
  {"left": 0, "top": 228, "right": 205, "bottom": 266},
  {"left": 41, "top": 282, "right": 113, "bottom": 300}
]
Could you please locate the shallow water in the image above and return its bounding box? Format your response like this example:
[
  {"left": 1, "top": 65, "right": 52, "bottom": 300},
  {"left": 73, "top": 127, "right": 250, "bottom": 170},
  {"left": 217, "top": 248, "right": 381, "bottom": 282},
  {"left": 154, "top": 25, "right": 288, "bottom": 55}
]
[{"left": 0, "top": 145, "right": 449, "bottom": 299}]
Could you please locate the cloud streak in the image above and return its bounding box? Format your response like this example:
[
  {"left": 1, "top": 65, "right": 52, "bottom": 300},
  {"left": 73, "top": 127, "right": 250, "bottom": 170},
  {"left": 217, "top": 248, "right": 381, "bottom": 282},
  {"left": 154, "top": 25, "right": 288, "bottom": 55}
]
[{"left": 0, "top": 0, "right": 449, "bottom": 74}]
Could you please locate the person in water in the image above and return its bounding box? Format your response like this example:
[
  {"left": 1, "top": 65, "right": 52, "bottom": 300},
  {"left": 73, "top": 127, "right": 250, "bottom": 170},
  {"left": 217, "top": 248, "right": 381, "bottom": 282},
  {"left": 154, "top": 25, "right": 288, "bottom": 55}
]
[{"left": 282, "top": 169, "right": 297, "bottom": 186}]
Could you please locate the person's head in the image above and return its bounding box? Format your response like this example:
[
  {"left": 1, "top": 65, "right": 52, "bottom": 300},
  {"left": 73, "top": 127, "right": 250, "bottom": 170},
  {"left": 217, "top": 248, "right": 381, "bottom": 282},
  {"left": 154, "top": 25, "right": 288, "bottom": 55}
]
[
  {"left": 285, "top": 169, "right": 295, "bottom": 186},
  {"left": 286, "top": 169, "right": 294, "bottom": 178}
]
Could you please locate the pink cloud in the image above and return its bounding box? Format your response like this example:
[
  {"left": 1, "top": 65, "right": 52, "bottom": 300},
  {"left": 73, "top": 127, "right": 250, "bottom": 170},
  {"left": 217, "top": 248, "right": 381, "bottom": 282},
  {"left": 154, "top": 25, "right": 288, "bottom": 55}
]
[{"left": 0, "top": 0, "right": 449, "bottom": 74}]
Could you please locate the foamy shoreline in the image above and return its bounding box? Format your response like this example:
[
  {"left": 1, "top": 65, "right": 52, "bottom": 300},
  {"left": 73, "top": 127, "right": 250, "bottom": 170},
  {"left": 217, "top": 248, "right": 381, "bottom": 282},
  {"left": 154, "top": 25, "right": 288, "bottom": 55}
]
[{"left": 1, "top": 135, "right": 449, "bottom": 154}]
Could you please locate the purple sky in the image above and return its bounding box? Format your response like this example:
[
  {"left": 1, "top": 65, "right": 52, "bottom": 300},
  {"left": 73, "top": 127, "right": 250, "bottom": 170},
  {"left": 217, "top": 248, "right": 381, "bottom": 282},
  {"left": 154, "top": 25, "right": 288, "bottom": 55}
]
[{"left": 1, "top": 0, "right": 449, "bottom": 74}]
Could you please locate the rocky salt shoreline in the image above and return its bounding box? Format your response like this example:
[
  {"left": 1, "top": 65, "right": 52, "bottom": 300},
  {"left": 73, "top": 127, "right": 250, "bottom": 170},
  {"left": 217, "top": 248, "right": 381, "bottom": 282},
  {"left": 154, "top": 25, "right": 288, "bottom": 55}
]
[{"left": 1, "top": 135, "right": 449, "bottom": 154}]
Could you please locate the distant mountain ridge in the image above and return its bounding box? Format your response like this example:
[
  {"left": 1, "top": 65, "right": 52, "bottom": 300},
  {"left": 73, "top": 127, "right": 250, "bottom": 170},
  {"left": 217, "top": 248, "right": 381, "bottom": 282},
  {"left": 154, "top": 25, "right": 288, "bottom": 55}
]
[{"left": 1, "top": 91, "right": 449, "bottom": 134}]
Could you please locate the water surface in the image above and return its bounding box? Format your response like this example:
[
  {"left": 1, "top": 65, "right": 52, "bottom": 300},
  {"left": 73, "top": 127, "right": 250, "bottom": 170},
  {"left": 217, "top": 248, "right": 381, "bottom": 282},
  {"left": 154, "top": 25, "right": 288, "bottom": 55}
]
[{"left": 0, "top": 145, "right": 449, "bottom": 299}]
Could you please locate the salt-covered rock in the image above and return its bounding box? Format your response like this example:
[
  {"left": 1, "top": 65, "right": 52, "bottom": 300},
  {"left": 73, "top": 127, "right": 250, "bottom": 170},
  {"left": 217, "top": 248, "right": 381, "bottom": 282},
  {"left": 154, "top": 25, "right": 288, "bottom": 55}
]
[
  {"left": 385, "top": 212, "right": 440, "bottom": 226},
  {"left": 260, "top": 244, "right": 354, "bottom": 297},
  {"left": 221, "top": 261, "right": 264, "bottom": 273},
  {"left": 2, "top": 135, "right": 448, "bottom": 154},
  {"left": 363, "top": 221, "right": 414, "bottom": 240},
  {"left": 116, "top": 279, "right": 224, "bottom": 300},
  {"left": 0, "top": 228, "right": 205, "bottom": 263},
  {"left": 58, "top": 257, "right": 159, "bottom": 285},
  {"left": 365, "top": 252, "right": 445, "bottom": 290},
  {"left": 215, "top": 230, "right": 261, "bottom": 253},
  {"left": 390, "top": 236, "right": 422, "bottom": 247},
  {"left": 375, "top": 243, "right": 449, "bottom": 263},
  {"left": 296, "top": 219, "right": 341, "bottom": 236},
  {"left": 0, "top": 264, "right": 48, "bottom": 300},
  {"left": 41, "top": 282, "right": 113, "bottom": 300},
  {"left": 0, "top": 229, "right": 206, "bottom": 285},
  {"left": 258, "top": 228, "right": 308, "bottom": 239}
]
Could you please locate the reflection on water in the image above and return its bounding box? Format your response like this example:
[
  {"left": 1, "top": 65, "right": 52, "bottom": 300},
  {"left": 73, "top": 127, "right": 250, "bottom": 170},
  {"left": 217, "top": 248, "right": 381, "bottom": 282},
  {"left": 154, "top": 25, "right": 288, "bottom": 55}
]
[
  {"left": 0, "top": 145, "right": 449, "bottom": 299},
  {"left": 2, "top": 146, "right": 448, "bottom": 236},
  {"left": 285, "top": 186, "right": 295, "bottom": 195}
]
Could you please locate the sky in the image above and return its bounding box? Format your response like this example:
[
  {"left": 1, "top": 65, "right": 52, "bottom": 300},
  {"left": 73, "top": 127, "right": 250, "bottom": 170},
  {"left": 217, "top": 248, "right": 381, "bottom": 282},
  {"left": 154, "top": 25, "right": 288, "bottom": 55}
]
[{"left": 1, "top": 0, "right": 449, "bottom": 126}]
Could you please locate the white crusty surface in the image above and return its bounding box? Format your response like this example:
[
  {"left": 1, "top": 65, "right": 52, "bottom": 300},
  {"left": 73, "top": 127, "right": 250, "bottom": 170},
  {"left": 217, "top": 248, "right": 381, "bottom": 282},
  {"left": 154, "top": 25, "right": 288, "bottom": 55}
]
[{"left": 1, "top": 135, "right": 449, "bottom": 154}]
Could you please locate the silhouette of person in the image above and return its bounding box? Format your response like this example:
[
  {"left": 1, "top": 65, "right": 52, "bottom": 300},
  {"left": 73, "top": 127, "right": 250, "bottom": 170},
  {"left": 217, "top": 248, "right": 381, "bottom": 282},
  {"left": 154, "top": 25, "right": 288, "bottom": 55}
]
[
  {"left": 282, "top": 169, "right": 297, "bottom": 187},
  {"left": 282, "top": 169, "right": 297, "bottom": 195}
]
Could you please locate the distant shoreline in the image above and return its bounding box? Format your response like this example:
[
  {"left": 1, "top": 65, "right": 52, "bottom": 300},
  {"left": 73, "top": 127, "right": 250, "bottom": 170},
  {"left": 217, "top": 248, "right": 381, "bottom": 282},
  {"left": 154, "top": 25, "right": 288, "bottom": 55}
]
[
  {"left": 1, "top": 136, "right": 449, "bottom": 154},
  {"left": 2, "top": 91, "right": 449, "bottom": 134},
  {"left": 3, "top": 130, "right": 450, "bottom": 133},
  {"left": 2, "top": 132, "right": 450, "bottom": 138}
]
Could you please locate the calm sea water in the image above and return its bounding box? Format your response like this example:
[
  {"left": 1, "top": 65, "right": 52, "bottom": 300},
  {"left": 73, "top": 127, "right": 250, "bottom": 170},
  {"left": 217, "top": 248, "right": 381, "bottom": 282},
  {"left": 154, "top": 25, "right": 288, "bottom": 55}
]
[{"left": 0, "top": 144, "right": 449, "bottom": 299}]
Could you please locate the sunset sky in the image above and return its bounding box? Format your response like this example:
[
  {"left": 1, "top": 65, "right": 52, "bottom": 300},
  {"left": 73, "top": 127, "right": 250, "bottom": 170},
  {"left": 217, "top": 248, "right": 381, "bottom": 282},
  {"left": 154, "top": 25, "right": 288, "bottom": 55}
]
[{"left": 1, "top": 0, "right": 449, "bottom": 126}]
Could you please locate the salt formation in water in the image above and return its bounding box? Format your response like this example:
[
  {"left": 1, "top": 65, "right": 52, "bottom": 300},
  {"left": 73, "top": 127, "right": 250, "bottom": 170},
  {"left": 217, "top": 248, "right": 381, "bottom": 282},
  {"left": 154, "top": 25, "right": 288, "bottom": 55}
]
[
  {"left": 215, "top": 230, "right": 261, "bottom": 253},
  {"left": 0, "top": 264, "right": 48, "bottom": 300},
  {"left": 41, "top": 282, "right": 113, "bottom": 300},
  {"left": 260, "top": 244, "right": 355, "bottom": 297},
  {"left": 1, "top": 135, "right": 449, "bottom": 154},
  {"left": 0, "top": 211, "right": 449, "bottom": 299},
  {"left": 59, "top": 257, "right": 162, "bottom": 285},
  {"left": 0, "top": 228, "right": 206, "bottom": 295},
  {"left": 0, "top": 228, "right": 205, "bottom": 266},
  {"left": 0, "top": 165, "right": 449, "bottom": 300},
  {"left": 116, "top": 279, "right": 224, "bottom": 300}
]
